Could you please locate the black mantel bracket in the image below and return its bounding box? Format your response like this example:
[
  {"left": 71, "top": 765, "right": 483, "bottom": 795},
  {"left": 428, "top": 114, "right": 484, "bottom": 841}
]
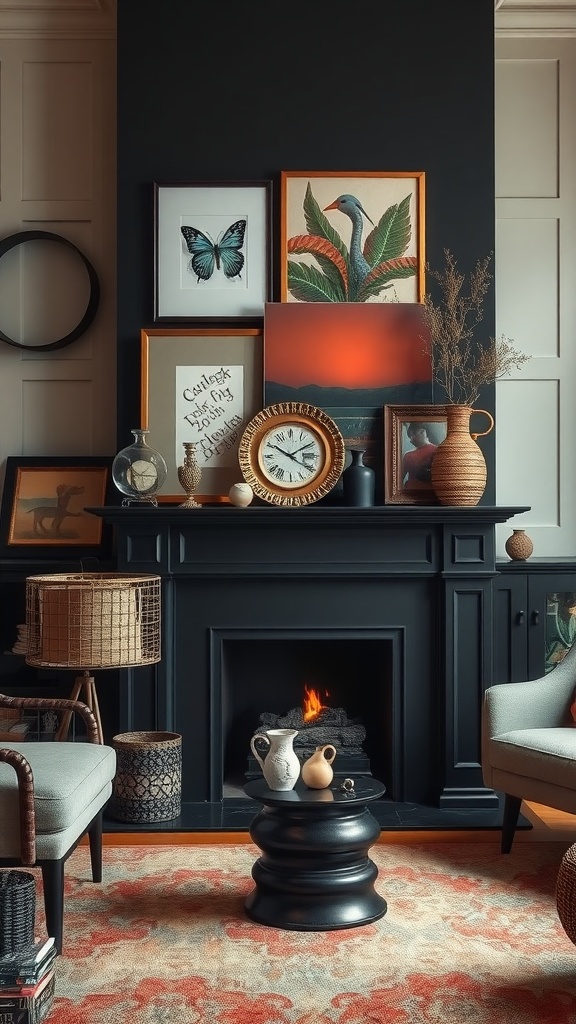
[{"left": 88, "top": 504, "right": 529, "bottom": 814}]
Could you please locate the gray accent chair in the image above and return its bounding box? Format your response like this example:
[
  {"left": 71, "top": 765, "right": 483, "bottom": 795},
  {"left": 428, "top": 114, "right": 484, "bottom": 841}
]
[
  {"left": 0, "top": 692, "right": 116, "bottom": 952},
  {"left": 482, "top": 640, "right": 576, "bottom": 853}
]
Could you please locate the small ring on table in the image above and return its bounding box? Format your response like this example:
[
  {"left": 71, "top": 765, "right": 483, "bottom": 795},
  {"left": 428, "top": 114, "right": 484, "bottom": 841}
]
[{"left": 340, "top": 778, "right": 355, "bottom": 792}]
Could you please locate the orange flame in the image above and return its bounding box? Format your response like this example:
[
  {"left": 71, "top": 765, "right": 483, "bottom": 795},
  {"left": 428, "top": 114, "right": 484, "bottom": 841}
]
[{"left": 303, "top": 684, "right": 329, "bottom": 722}]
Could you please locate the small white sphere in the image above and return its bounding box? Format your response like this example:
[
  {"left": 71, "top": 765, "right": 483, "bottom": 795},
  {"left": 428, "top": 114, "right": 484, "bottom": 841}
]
[{"left": 229, "top": 482, "right": 253, "bottom": 507}]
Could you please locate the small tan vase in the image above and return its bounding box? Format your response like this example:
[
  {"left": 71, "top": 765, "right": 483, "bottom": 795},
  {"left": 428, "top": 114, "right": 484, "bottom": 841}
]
[
  {"left": 301, "top": 744, "right": 337, "bottom": 789},
  {"left": 177, "top": 442, "right": 202, "bottom": 508},
  {"left": 505, "top": 528, "right": 533, "bottom": 561},
  {"left": 431, "top": 405, "right": 494, "bottom": 507}
]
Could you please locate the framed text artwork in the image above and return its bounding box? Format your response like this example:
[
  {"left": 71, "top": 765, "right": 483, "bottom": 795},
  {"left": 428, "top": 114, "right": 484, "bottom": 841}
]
[
  {"left": 154, "top": 181, "right": 273, "bottom": 322},
  {"left": 0, "top": 456, "right": 114, "bottom": 556},
  {"left": 383, "top": 404, "right": 447, "bottom": 505},
  {"left": 140, "top": 327, "right": 264, "bottom": 502},
  {"left": 280, "top": 170, "right": 426, "bottom": 304}
]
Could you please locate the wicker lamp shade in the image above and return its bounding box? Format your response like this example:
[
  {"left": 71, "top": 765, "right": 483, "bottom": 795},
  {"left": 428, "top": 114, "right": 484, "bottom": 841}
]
[{"left": 25, "top": 572, "right": 161, "bottom": 742}]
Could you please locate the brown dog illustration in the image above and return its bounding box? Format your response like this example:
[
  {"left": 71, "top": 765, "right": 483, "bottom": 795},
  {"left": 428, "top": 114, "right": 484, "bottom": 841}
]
[{"left": 28, "top": 483, "right": 85, "bottom": 536}]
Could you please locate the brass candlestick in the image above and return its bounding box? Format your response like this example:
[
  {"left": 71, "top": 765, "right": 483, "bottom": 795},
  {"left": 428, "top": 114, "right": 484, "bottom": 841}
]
[{"left": 177, "top": 442, "right": 202, "bottom": 508}]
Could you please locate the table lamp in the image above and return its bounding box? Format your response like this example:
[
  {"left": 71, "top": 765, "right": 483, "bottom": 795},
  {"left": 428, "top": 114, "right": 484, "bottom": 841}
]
[{"left": 25, "top": 572, "right": 161, "bottom": 743}]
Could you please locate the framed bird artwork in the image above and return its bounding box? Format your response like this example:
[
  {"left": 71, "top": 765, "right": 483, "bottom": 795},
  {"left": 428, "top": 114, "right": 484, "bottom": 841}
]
[
  {"left": 154, "top": 180, "right": 273, "bottom": 322},
  {"left": 280, "top": 171, "right": 426, "bottom": 305}
]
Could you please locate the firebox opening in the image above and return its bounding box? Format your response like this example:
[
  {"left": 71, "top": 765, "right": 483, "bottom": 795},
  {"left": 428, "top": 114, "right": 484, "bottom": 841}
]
[{"left": 219, "top": 636, "right": 397, "bottom": 799}]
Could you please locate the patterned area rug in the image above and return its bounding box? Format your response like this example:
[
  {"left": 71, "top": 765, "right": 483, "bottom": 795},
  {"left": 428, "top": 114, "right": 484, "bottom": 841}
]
[{"left": 38, "top": 842, "right": 576, "bottom": 1023}]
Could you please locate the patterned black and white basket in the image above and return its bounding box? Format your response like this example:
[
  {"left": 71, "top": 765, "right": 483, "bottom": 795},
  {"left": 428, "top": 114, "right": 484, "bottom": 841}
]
[
  {"left": 0, "top": 870, "right": 36, "bottom": 956},
  {"left": 109, "top": 731, "right": 182, "bottom": 823}
]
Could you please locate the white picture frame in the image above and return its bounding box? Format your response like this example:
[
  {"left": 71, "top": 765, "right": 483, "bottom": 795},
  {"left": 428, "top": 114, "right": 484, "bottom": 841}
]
[{"left": 154, "top": 181, "right": 272, "bottom": 322}]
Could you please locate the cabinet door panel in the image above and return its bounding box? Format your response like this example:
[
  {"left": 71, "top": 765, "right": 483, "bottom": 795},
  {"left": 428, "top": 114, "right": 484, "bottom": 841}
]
[{"left": 493, "top": 575, "right": 528, "bottom": 683}]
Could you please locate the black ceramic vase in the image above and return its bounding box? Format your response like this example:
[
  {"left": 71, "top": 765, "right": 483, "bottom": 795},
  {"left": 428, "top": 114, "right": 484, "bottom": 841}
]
[{"left": 342, "top": 449, "right": 375, "bottom": 507}]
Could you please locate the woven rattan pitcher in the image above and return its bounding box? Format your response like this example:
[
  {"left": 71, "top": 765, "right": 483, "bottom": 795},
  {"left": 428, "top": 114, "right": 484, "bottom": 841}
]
[{"left": 431, "top": 405, "right": 494, "bottom": 506}]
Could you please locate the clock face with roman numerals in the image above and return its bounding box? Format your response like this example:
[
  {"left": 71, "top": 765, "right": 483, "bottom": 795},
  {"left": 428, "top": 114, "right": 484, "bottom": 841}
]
[
  {"left": 259, "top": 423, "right": 323, "bottom": 489},
  {"left": 238, "top": 402, "right": 345, "bottom": 507}
]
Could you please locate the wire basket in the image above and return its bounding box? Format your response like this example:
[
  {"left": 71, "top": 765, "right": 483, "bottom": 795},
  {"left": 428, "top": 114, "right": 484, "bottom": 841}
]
[
  {"left": 25, "top": 572, "right": 161, "bottom": 669},
  {"left": 0, "top": 871, "right": 36, "bottom": 957}
]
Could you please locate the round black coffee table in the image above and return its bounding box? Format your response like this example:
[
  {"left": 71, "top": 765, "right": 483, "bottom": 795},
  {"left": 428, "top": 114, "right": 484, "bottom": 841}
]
[{"left": 243, "top": 776, "right": 387, "bottom": 930}]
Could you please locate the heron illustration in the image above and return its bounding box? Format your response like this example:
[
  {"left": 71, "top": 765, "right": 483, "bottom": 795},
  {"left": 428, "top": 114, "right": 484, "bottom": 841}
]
[
  {"left": 323, "top": 194, "right": 375, "bottom": 300},
  {"left": 285, "top": 182, "right": 418, "bottom": 303}
]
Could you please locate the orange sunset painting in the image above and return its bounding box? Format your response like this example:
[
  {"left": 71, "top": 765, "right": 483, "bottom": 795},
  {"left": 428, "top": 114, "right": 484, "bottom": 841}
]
[{"left": 264, "top": 302, "right": 433, "bottom": 473}]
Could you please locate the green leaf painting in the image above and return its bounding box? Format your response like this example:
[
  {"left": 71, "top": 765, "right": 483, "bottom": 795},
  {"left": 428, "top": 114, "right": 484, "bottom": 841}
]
[{"left": 286, "top": 182, "right": 418, "bottom": 303}]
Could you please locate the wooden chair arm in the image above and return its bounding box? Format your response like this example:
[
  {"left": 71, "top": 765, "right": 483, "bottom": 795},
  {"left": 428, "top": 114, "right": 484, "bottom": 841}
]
[
  {"left": 0, "top": 693, "right": 99, "bottom": 744},
  {"left": 0, "top": 748, "right": 36, "bottom": 864}
]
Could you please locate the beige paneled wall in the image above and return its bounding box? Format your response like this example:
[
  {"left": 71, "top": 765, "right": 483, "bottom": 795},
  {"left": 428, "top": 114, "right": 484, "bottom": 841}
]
[
  {"left": 22, "top": 61, "right": 94, "bottom": 200},
  {"left": 0, "top": 1, "right": 117, "bottom": 499},
  {"left": 495, "top": 36, "right": 576, "bottom": 558}
]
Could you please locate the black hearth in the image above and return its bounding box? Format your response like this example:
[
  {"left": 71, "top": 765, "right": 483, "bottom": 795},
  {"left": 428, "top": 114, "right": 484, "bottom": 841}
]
[{"left": 90, "top": 504, "right": 529, "bottom": 832}]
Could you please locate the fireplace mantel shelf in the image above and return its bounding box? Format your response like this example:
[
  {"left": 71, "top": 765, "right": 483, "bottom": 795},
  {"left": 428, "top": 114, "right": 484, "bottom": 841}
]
[{"left": 89, "top": 504, "right": 529, "bottom": 527}]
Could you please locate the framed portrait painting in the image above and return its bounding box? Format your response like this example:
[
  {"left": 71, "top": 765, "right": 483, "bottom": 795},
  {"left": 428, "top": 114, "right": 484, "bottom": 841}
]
[
  {"left": 0, "top": 456, "right": 114, "bottom": 556},
  {"left": 141, "top": 327, "right": 264, "bottom": 502},
  {"left": 154, "top": 180, "right": 273, "bottom": 322},
  {"left": 280, "top": 170, "right": 425, "bottom": 304},
  {"left": 384, "top": 404, "right": 447, "bottom": 505}
]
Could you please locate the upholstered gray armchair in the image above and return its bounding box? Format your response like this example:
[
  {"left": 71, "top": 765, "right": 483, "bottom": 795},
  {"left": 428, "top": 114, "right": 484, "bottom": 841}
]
[
  {"left": 0, "top": 692, "right": 116, "bottom": 952},
  {"left": 482, "top": 640, "right": 576, "bottom": 852}
]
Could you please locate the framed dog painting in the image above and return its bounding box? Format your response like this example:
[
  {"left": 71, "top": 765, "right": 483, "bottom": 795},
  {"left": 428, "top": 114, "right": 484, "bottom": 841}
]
[{"left": 0, "top": 456, "right": 114, "bottom": 557}]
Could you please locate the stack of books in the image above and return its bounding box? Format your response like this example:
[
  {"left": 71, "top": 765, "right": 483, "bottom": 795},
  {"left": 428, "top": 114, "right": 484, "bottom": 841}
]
[
  {"left": 0, "top": 937, "right": 57, "bottom": 1023},
  {"left": 11, "top": 624, "right": 28, "bottom": 655}
]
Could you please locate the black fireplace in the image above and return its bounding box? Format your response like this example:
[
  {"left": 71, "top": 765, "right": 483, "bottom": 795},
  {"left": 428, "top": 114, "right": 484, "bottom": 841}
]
[{"left": 90, "top": 503, "right": 528, "bottom": 830}]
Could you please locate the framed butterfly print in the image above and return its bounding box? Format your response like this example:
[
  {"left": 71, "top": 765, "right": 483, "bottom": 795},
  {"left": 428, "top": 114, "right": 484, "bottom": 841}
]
[{"left": 154, "top": 180, "right": 273, "bottom": 322}]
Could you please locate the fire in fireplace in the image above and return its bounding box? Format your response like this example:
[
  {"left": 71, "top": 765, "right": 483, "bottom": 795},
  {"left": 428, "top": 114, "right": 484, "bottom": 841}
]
[{"left": 248, "top": 684, "right": 371, "bottom": 777}]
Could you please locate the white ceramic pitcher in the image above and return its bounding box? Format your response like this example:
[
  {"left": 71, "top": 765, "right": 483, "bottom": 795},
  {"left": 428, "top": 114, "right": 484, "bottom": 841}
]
[{"left": 250, "top": 728, "right": 301, "bottom": 791}]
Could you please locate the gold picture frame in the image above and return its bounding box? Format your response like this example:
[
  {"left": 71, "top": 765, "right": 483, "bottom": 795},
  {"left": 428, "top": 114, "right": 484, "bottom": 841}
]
[
  {"left": 280, "top": 170, "right": 425, "bottom": 304},
  {"left": 140, "top": 327, "right": 264, "bottom": 503},
  {"left": 384, "top": 404, "right": 447, "bottom": 505}
]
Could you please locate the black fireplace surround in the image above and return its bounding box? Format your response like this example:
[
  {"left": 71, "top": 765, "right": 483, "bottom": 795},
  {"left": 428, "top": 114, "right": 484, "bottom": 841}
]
[{"left": 91, "top": 504, "right": 527, "bottom": 832}]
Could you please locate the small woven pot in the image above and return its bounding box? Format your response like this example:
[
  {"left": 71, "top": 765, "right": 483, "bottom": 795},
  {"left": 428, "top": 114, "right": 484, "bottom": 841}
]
[
  {"left": 556, "top": 842, "right": 576, "bottom": 944},
  {"left": 505, "top": 528, "right": 533, "bottom": 561},
  {"left": 109, "top": 731, "right": 182, "bottom": 823},
  {"left": 0, "top": 870, "right": 36, "bottom": 956}
]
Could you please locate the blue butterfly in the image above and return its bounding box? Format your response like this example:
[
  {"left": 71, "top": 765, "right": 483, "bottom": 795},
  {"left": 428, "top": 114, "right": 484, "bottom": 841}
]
[{"left": 180, "top": 220, "right": 246, "bottom": 282}]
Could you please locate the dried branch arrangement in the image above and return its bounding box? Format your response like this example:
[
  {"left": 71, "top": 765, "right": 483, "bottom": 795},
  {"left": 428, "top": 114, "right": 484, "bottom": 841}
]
[{"left": 420, "top": 249, "right": 530, "bottom": 406}]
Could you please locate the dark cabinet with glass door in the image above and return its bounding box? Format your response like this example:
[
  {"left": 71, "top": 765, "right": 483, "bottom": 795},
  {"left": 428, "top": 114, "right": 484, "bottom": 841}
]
[{"left": 493, "top": 560, "right": 576, "bottom": 683}]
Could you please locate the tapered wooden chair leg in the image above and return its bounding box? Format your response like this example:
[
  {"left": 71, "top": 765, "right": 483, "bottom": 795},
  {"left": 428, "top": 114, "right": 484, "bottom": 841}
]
[
  {"left": 501, "top": 794, "right": 522, "bottom": 853},
  {"left": 88, "top": 810, "right": 103, "bottom": 882},
  {"left": 41, "top": 859, "right": 65, "bottom": 953}
]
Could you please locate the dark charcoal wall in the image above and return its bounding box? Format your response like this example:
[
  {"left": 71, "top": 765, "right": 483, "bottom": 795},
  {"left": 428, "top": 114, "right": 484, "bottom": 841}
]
[{"left": 117, "top": 0, "right": 496, "bottom": 501}]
